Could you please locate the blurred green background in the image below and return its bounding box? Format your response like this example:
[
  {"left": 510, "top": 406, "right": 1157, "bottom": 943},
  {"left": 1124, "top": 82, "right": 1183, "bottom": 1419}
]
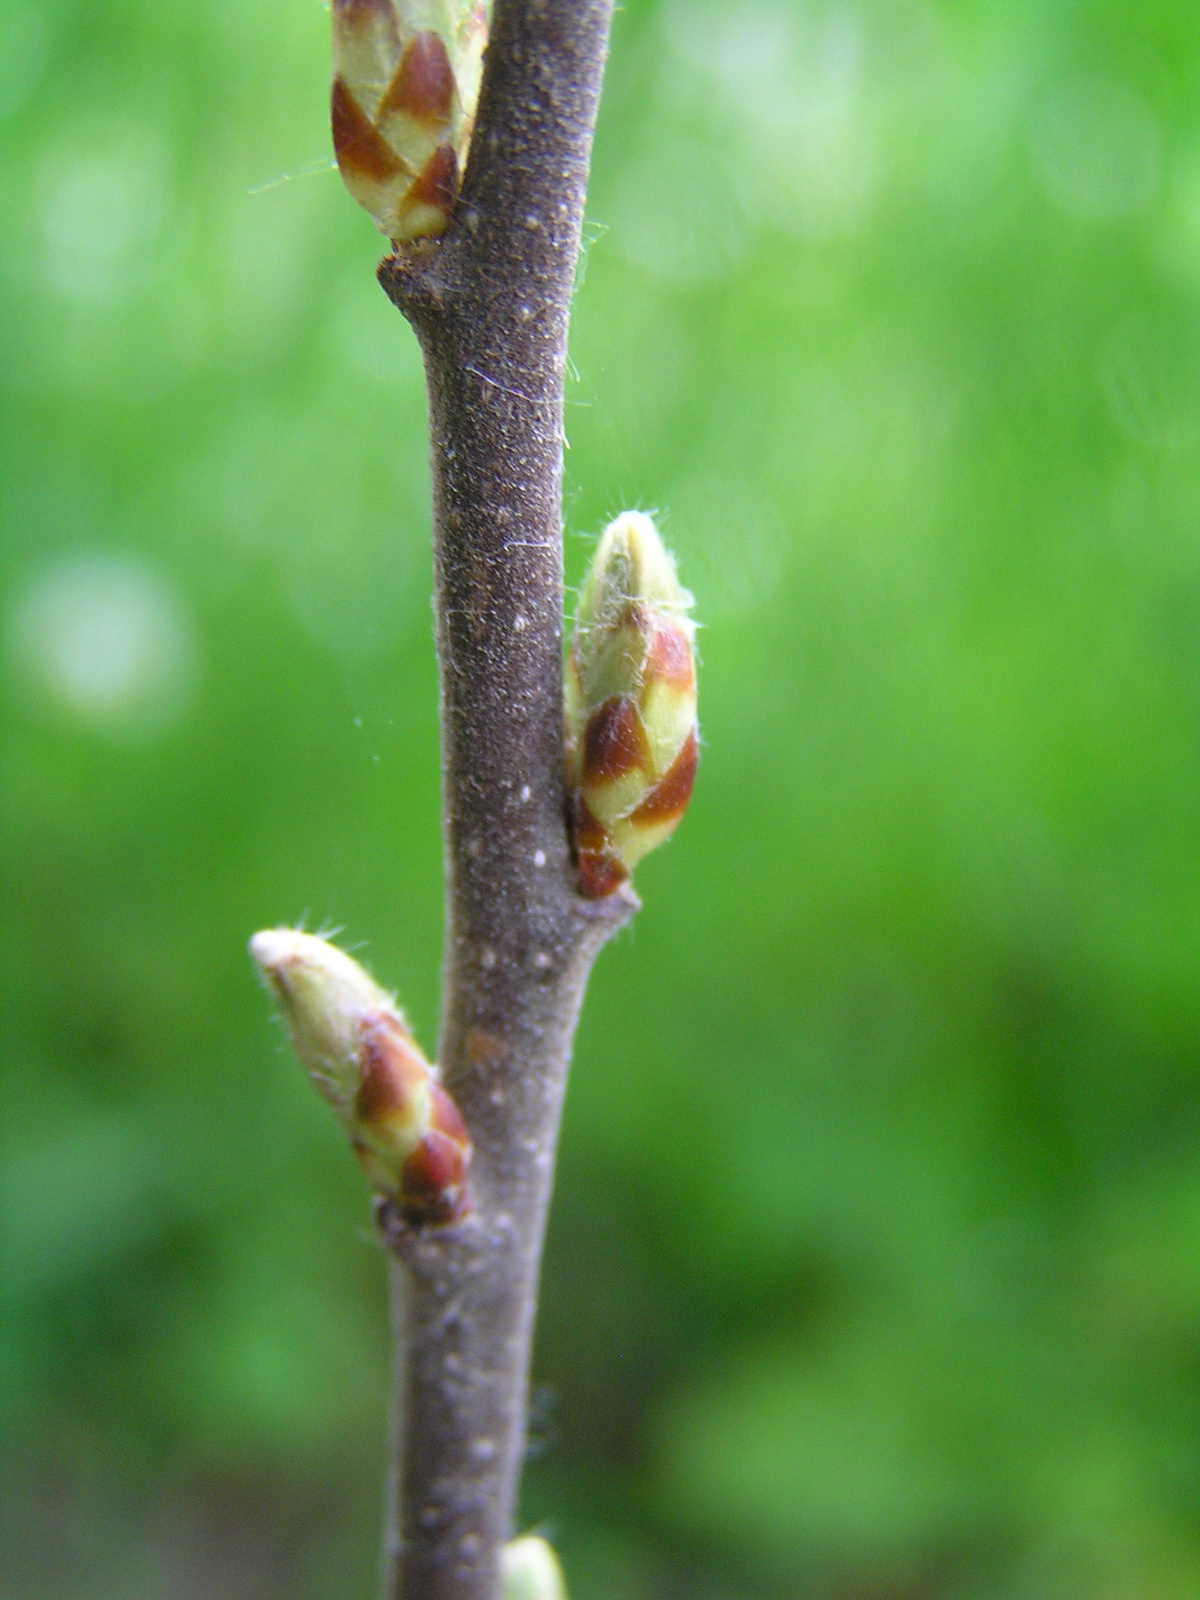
[{"left": 5, "top": 0, "right": 1200, "bottom": 1595}]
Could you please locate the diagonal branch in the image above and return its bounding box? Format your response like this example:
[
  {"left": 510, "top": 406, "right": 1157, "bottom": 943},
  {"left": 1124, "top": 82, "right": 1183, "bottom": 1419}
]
[{"left": 376, "top": 4, "right": 632, "bottom": 1597}]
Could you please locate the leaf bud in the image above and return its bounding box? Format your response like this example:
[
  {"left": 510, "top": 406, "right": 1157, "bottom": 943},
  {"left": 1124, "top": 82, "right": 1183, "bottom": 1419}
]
[
  {"left": 501, "top": 1536, "right": 568, "bottom": 1600},
  {"left": 331, "top": 0, "right": 489, "bottom": 245},
  {"left": 250, "top": 929, "right": 470, "bottom": 1223},
  {"left": 566, "top": 512, "right": 698, "bottom": 897}
]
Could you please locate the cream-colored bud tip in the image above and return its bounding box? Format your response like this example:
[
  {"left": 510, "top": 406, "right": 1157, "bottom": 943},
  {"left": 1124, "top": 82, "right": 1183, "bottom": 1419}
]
[
  {"left": 501, "top": 1536, "right": 568, "bottom": 1600},
  {"left": 582, "top": 510, "right": 693, "bottom": 628},
  {"left": 248, "top": 927, "right": 403, "bottom": 1112},
  {"left": 248, "top": 927, "right": 388, "bottom": 1007},
  {"left": 248, "top": 927, "right": 303, "bottom": 974}
]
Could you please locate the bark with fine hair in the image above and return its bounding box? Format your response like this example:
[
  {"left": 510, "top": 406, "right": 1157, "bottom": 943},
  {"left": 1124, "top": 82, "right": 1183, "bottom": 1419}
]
[{"left": 374, "top": 4, "right": 630, "bottom": 1598}]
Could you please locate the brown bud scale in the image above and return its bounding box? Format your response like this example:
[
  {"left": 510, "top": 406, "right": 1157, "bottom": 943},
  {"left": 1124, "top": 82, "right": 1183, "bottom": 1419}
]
[
  {"left": 332, "top": 77, "right": 405, "bottom": 183},
  {"left": 400, "top": 1080, "right": 471, "bottom": 1223},
  {"left": 576, "top": 852, "right": 628, "bottom": 899},
  {"left": 572, "top": 796, "right": 629, "bottom": 898},
  {"left": 582, "top": 695, "right": 650, "bottom": 783},
  {"left": 380, "top": 32, "right": 456, "bottom": 124},
  {"left": 341, "top": 0, "right": 396, "bottom": 23},
  {"left": 408, "top": 143, "right": 458, "bottom": 212},
  {"left": 644, "top": 623, "right": 697, "bottom": 693},
  {"left": 354, "top": 1015, "right": 426, "bottom": 1123},
  {"left": 629, "top": 727, "right": 698, "bottom": 825}
]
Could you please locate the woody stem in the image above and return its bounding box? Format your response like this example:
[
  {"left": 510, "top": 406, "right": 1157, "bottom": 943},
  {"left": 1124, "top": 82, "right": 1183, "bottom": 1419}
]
[{"left": 375, "top": 4, "right": 631, "bottom": 1599}]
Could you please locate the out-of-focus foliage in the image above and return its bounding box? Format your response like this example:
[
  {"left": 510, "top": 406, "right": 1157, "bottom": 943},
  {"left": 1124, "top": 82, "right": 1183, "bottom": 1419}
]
[{"left": 4, "top": 0, "right": 1200, "bottom": 1595}]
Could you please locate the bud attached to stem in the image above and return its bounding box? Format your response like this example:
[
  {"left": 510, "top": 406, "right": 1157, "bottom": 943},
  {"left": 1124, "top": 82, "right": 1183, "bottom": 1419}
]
[
  {"left": 566, "top": 511, "right": 698, "bottom": 897},
  {"left": 249, "top": 929, "right": 470, "bottom": 1223},
  {"left": 331, "top": 0, "right": 489, "bottom": 245},
  {"left": 501, "top": 1536, "right": 569, "bottom": 1600}
]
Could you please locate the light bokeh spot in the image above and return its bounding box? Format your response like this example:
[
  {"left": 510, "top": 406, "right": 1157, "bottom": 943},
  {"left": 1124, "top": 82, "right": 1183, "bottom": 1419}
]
[
  {"left": 664, "top": 0, "right": 875, "bottom": 240},
  {"left": 1032, "top": 77, "right": 1162, "bottom": 221},
  {"left": 39, "top": 125, "right": 172, "bottom": 304},
  {"left": 7, "top": 553, "right": 198, "bottom": 735}
]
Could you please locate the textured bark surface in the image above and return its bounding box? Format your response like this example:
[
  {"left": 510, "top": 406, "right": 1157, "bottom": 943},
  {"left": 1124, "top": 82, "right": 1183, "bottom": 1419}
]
[{"left": 376, "top": 4, "right": 629, "bottom": 1598}]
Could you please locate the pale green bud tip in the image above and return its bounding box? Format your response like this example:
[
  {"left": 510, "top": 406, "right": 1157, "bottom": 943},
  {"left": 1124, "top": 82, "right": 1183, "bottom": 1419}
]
[
  {"left": 249, "top": 928, "right": 403, "bottom": 1117},
  {"left": 577, "top": 511, "right": 694, "bottom": 643},
  {"left": 501, "top": 1537, "right": 568, "bottom": 1600}
]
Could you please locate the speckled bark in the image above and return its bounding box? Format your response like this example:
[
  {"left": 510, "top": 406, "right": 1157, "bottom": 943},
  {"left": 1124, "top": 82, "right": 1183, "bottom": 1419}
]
[{"left": 375, "top": 4, "right": 628, "bottom": 1598}]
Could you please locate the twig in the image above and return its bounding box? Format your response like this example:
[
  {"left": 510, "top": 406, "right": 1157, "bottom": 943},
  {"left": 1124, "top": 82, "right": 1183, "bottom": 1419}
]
[{"left": 375, "top": 4, "right": 631, "bottom": 1597}]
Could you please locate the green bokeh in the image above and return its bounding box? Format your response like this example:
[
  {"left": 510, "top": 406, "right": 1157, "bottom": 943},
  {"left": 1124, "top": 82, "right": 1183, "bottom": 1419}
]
[{"left": 5, "top": 1, "right": 1200, "bottom": 1595}]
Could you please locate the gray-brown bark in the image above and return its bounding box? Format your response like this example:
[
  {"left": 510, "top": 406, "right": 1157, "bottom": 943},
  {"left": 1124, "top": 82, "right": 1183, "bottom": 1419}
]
[{"left": 375, "top": 3, "right": 630, "bottom": 1597}]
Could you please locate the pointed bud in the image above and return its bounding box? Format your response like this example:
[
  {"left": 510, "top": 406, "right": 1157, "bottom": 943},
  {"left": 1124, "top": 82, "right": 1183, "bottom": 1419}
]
[
  {"left": 331, "top": 0, "right": 489, "bottom": 244},
  {"left": 501, "top": 1537, "right": 568, "bottom": 1600},
  {"left": 566, "top": 512, "right": 698, "bottom": 897},
  {"left": 250, "top": 929, "right": 471, "bottom": 1223}
]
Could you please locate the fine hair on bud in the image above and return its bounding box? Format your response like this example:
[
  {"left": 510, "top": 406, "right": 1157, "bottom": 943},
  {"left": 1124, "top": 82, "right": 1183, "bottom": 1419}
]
[
  {"left": 566, "top": 511, "right": 698, "bottom": 897},
  {"left": 250, "top": 929, "right": 471, "bottom": 1223},
  {"left": 331, "top": 0, "right": 489, "bottom": 244}
]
